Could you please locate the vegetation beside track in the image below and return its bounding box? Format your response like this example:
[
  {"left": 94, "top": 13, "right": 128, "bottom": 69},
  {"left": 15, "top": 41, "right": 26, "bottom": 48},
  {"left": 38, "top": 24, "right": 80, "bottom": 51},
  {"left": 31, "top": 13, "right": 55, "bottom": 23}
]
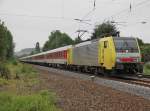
[
  {"left": 0, "top": 61, "right": 60, "bottom": 111},
  {"left": 144, "top": 62, "right": 150, "bottom": 75},
  {"left": 0, "top": 90, "right": 59, "bottom": 111}
]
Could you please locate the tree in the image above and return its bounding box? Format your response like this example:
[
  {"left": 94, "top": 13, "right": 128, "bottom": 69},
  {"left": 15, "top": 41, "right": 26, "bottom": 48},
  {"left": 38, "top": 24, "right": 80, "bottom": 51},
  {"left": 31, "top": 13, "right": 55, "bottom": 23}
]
[
  {"left": 137, "top": 38, "right": 144, "bottom": 46},
  {"left": 35, "top": 42, "right": 41, "bottom": 53},
  {"left": 0, "top": 20, "right": 14, "bottom": 79},
  {"left": 6, "top": 30, "right": 14, "bottom": 59},
  {"left": 30, "top": 51, "right": 35, "bottom": 55},
  {"left": 0, "top": 22, "right": 7, "bottom": 60},
  {"left": 136, "top": 37, "right": 150, "bottom": 62},
  {"left": 0, "top": 20, "right": 14, "bottom": 60},
  {"left": 141, "top": 45, "right": 150, "bottom": 62},
  {"left": 91, "top": 21, "right": 118, "bottom": 39},
  {"left": 43, "top": 30, "right": 74, "bottom": 51}
]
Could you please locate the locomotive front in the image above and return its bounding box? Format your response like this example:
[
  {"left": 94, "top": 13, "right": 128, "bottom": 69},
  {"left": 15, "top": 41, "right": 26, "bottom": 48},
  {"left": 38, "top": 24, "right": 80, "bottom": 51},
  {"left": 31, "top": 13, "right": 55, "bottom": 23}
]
[{"left": 113, "top": 37, "right": 143, "bottom": 74}]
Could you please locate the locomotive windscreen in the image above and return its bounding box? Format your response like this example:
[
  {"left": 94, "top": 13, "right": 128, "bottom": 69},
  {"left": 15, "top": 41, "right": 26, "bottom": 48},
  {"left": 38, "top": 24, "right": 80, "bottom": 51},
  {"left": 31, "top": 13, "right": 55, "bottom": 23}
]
[{"left": 113, "top": 37, "right": 139, "bottom": 53}]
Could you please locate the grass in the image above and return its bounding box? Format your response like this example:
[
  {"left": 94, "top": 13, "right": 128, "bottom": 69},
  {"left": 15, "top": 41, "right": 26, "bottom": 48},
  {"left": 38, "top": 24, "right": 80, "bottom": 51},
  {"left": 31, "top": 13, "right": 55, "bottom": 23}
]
[
  {"left": 7, "top": 61, "right": 38, "bottom": 78},
  {"left": 0, "top": 78, "right": 10, "bottom": 86},
  {"left": 0, "top": 60, "right": 61, "bottom": 111},
  {"left": 143, "top": 62, "right": 150, "bottom": 75},
  {"left": 0, "top": 61, "right": 39, "bottom": 87},
  {"left": 0, "top": 90, "right": 60, "bottom": 111}
]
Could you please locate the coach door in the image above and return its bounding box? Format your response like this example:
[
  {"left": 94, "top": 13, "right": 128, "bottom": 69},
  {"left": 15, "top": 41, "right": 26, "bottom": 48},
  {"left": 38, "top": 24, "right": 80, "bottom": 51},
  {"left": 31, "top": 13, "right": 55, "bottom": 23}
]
[
  {"left": 103, "top": 41, "right": 109, "bottom": 67},
  {"left": 99, "top": 41, "right": 104, "bottom": 65}
]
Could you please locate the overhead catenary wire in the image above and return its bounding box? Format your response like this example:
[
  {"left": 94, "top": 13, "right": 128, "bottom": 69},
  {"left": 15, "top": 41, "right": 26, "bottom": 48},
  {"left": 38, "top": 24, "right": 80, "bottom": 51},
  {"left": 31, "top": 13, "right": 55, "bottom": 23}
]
[
  {"left": 107, "top": 0, "right": 150, "bottom": 20},
  {"left": 62, "top": 0, "right": 64, "bottom": 18},
  {"left": 111, "top": 0, "right": 150, "bottom": 27},
  {"left": 0, "top": 12, "right": 78, "bottom": 22},
  {"left": 82, "top": 0, "right": 96, "bottom": 20}
]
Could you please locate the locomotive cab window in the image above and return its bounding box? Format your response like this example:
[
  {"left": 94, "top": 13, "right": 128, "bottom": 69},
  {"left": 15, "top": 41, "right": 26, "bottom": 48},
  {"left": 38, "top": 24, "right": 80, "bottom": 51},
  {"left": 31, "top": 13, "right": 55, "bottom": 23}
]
[
  {"left": 113, "top": 38, "right": 139, "bottom": 53},
  {"left": 104, "top": 41, "right": 108, "bottom": 48}
]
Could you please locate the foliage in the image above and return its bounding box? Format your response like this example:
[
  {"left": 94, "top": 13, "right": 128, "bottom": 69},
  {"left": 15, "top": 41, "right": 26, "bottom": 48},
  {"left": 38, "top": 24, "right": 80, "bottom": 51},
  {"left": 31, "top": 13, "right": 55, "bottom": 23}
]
[
  {"left": 0, "top": 90, "right": 60, "bottom": 111},
  {"left": 136, "top": 37, "right": 150, "bottom": 62},
  {"left": 0, "top": 60, "right": 38, "bottom": 82},
  {"left": 137, "top": 38, "right": 144, "bottom": 46},
  {"left": 29, "top": 42, "right": 41, "bottom": 55},
  {"left": 144, "top": 62, "right": 150, "bottom": 75},
  {"left": 43, "top": 30, "right": 74, "bottom": 51},
  {"left": 0, "top": 78, "right": 10, "bottom": 86},
  {"left": 35, "top": 42, "right": 41, "bottom": 54},
  {"left": 6, "top": 61, "right": 38, "bottom": 79},
  {"left": 74, "top": 37, "right": 82, "bottom": 44},
  {"left": 141, "top": 45, "right": 150, "bottom": 62},
  {"left": 0, "top": 61, "right": 60, "bottom": 111},
  {"left": 137, "top": 38, "right": 150, "bottom": 62},
  {"left": 0, "top": 62, "right": 11, "bottom": 79},
  {"left": 91, "top": 21, "right": 118, "bottom": 39},
  {"left": 0, "top": 20, "right": 14, "bottom": 79},
  {"left": 0, "top": 20, "right": 14, "bottom": 60}
]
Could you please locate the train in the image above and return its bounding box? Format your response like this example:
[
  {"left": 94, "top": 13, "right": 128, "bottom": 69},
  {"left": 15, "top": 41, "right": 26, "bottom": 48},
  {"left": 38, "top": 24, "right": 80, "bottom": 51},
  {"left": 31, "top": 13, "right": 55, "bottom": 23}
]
[{"left": 20, "top": 36, "right": 143, "bottom": 75}]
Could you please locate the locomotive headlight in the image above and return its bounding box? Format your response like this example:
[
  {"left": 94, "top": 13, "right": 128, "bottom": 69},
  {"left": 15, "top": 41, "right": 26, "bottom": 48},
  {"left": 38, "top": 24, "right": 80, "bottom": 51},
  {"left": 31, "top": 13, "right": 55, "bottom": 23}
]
[
  {"left": 137, "top": 58, "right": 139, "bottom": 62},
  {"left": 116, "top": 58, "right": 120, "bottom": 62}
]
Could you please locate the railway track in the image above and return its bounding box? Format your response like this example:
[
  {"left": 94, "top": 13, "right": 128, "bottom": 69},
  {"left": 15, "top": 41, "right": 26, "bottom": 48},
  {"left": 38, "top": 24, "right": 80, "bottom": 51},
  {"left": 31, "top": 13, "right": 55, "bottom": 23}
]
[
  {"left": 118, "top": 76, "right": 150, "bottom": 87},
  {"left": 94, "top": 74, "right": 150, "bottom": 87},
  {"left": 75, "top": 71, "right": 150, "bottom": 88},
  {"left": 64, "top": 69, "right": 150, "bottom": 87}
]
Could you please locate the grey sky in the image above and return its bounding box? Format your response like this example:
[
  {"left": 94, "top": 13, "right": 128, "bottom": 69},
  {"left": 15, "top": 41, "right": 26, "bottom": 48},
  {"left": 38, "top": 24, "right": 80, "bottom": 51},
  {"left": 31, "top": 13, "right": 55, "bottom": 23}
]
[{"left": 0, "top": 0, "right": 150, "bottom": 51}]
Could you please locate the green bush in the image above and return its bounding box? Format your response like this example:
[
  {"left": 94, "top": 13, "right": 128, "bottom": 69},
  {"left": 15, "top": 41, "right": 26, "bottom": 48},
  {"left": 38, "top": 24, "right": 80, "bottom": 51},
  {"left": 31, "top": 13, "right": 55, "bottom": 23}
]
[
  {"left": 0, "top": 63, "right": 11, "bottom": 79},
  {"left": 145, "top": 63, "right": 150, "bottom": 69},
  {"left": 0, "top": 90, "right": 60, "bottom": 111},
  {"left": 12, "top": 60, "right": 18, "bottom": 66},
  {"left": 141, "top": 45, "right": 150, "bottom": 62},
  {"left": 20, "top": 64, "right": 38, "bottom": 78},
  {"left": 6, "top": 61, "right": 38, "bottom": 79},
  {"left": 144, "top": 63, "right": 150, "bottom": 75}
]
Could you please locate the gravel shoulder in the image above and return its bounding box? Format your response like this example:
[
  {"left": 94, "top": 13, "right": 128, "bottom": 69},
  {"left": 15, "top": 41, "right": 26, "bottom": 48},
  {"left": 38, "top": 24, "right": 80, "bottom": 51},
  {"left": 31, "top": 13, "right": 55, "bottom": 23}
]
[{"left": 34, "top": 65, "right": 150, "bottom": 111}]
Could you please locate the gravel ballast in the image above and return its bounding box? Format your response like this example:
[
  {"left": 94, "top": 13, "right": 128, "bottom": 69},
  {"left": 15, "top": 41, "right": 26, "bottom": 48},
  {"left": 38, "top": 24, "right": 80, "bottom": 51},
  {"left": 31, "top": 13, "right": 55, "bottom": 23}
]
[
  {"left": 34, "top": 65, "right": 150, "bottom": 111},
  {"left": 36, "top": 66, "right": 150, "bottom": 100}
]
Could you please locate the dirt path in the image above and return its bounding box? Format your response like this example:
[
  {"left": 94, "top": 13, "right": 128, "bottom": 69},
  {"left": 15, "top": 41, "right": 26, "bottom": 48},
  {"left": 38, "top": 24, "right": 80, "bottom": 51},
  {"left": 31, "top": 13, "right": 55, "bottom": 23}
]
[{"left": 34, "top": 66, "right": 150, "bottom": 111}]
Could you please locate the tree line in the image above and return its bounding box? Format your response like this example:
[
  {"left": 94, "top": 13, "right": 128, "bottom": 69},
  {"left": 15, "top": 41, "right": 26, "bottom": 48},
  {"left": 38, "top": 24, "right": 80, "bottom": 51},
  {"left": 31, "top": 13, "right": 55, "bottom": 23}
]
[{"left": 0, "top": 20, "right": 14, "bottom": 61}]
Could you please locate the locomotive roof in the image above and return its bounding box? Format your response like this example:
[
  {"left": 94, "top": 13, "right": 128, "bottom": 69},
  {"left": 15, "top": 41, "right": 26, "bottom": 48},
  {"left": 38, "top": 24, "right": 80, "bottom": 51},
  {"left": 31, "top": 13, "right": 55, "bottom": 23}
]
[
  {"left": 74, "top": 39, "right": 99, "bottom": 48},
  {"left": 113, "top": 37, "right": 136, "bottom": 40}
]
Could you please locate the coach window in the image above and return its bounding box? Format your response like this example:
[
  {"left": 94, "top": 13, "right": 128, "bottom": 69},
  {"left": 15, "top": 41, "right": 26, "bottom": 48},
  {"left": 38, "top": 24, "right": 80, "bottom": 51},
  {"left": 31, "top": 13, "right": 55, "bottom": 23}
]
[
  {"left": 104, "top": 41, "right": 108, "bottom": 48},
  {"left": 59, "top": 52, "right": 61, "bottom": 57},
  {"left": 60, "top": 52, "right": 61, "bottom": 57}
]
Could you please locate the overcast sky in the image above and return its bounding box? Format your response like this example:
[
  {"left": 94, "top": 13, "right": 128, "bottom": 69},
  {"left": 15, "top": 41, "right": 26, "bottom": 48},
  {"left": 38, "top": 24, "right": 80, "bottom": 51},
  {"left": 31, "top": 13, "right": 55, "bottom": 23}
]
[{"left": 0, "top": 0, "right": 150, "bottom": 51}]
